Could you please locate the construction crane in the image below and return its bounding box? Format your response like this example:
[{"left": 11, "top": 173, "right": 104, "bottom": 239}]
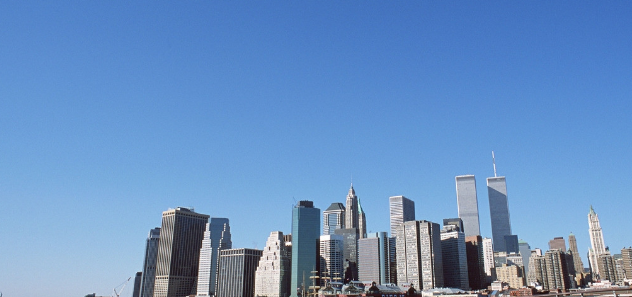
[{"left": 112, "top": 277, "right": 131, "bottom": 297}]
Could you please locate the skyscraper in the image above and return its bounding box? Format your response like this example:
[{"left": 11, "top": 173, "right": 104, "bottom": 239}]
[
  {"left": 545, "top": 249, "right": 571, "bottom": 291},
  {"left": 389, "top": 196, "right": 415, "bottom": 236},
  {"left": 154, "top": 207, "right": 209, "bottom": 297},
  {"left": 568, "top": 233, "right": 584, "bottom": 273},
  {"left": 139, "top": 227, "right": 160, "bottom": 297},
  {"left": 323, "top": 203, "right": 345, "bottom": 235},
  {"left": 487, "top": 175, "right": 513, "bottom": 253},
  {"left": 456, "top": 175, "right": 480, "bottom": 237},
  {"left": 358, "top": 232, "right": 391, "bottom": 285},
  {"left": 255, "top": 231, "right": 291, "bottom": 297},
  {"left": 216, "top": 248, "right": 263, "bottom": 297},
  {"left": 482, "top": 237, "right": 494, "bottom": 282},
  {"left": 345, "top": 184, "right": 359, "bottom": 230},
  {"left": 290, "top": 200, "right": 320, "bottom": 297},
  {"left": 549, "top": 237, "right": 567, "bottom": 251},
  {"left": 465, "top": 235, "right": 486, "bottom": 290},
  {"left": 333, "top": 228, "right": 358, "bottom": 282},
  {"left": 518, "top": 240, "right": 531, "bottom": 277},
  {"left": 319, "top": 234, "right": 344, "bottom": 286},
  {"left": 132, "top": 271, "right": 142, "bottom": 297},
  {"left": 440, "top": 224, "right": 469, "bottom": 290},
  {"left": 588, "top": 206, "right": 607, "bottom": 277},
  {"left": 396, "top": 220, "right": 444, "bottom": 290},
  {"left": 197, "top": 218, "right": 232, "bottom": 297},
  {"left": 358, "top": 198, "right": 367, "bottom": 239}
]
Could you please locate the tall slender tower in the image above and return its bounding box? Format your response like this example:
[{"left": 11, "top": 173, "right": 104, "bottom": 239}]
[
  {"left": 588, "top": 206, "right": 607, "bottom": 277},
  {"left": 568, "top": 233, "right": 584, "bottom": 273},
  {"left": 154, "top": 207, "right": 209, "bottom": 297},
  {"left": 389, "top": 196, "right": 415, "bottom": 236},
  {"left": 345, "top": 184, "right": 359, "bottom": 230},
  {"left": 197, "top": 218, "right": 232, "bottom": 297},
  {"left": 487, "top": 152, "right": 513, "bottom": 253},
  {"left": 358, "top": 198, "right": 367, "bottom": 239},
  {"left": 140, "top": 227, "right": 161, "bottom": 297},
  {"left": 290, "top": 200, "right": 320, "bottom": 297},
  {"left": 456, "top": 175, "right": 481, "bottom": 237}
]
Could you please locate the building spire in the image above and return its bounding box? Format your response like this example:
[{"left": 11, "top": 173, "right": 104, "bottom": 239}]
[
  {"left": 589, "top": 205, "right": 595, "bottom": 215},
  {"left": 492, "top": 151, "right": 497, "bottom": 177}
]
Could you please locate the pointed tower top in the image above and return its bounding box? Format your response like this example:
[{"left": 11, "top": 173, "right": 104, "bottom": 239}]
[
  {"left": 348, "top": 183, "right": 355, "bottom": 196},
  {"left": 357, "top": 197, "right": 364, "bottom": 214},
  {"left": 589, "top": 205, "right": 596, "bottom": 215}
]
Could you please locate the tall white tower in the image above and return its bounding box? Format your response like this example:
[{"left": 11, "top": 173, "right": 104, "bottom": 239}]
[
  {"left": 588, "top": 206, "right": 607, "bottom": 277},
  {"left": 345, "top": 184, "right": 359, "bottom": 230}
]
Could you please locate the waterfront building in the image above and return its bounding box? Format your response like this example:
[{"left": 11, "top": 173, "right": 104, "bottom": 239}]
[
  {"left": 455, "top": 175, "right": 480, "bottom": 237},
  {"left": 495, "top": 264, "right": 525, "bottom": 289},
  {"left": 290, "top": 200, "right": 320, "bottom": 297},
  {"left": 323, "top": 203, "right": 345, "bottom": 235},
  {"left": 396, "top": 220, "right": 444, "bottom": 290},
  {"left": 440, "top": 223, "right": 469, "bottom": 290},
  {"left": 549, "top": 237, "right": 566, "bottom": 251},
  {"left": 154, "top": 207, "right": 209, "bottom": 297},
  {"left": 588, "top": 206, "right": 607, "bottom": 278},
  {"left": 389, "top": 196, "right": 415, "bottom": 236},
  {"left": 319, "top": 234, "right": 344, "bottom": 286},
  {"left": 139, "top": 227, "right": 160, "bottom": 297},
  {"left": 197, "top": 218, "right": 232, "bottom": 297},
  {"left": 216, "top": 248, "right": 263, "bottom": 297},
  {"left": 465, "top": 235, "right": 486, "bottom": 290},
  {"left": 254, "top": 231, "right": 291, "bottom": 297},
  {"left": 568, "top": 233, "right": 584, "bottom": 274},
  {"left": 358, "top": 232, "right": 391, "bottom": 285}
]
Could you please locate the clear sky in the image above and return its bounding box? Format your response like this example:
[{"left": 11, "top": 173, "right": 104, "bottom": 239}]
[{"left": 1, "top": 2, "right": 631, "bottom": 296}]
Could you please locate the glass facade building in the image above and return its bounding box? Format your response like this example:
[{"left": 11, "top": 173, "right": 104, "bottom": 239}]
[
  {"left": 290, "top": 200, "right": 320, "bottom": 297},
  {"left": 196, "top": 218, "right": 232, "bottom": 297},
  {"left": 487, "top": 177, "right": 513, "bottom": 253},
  {"left": 139, "top": 227, "right": 160, "bottom": 297}
]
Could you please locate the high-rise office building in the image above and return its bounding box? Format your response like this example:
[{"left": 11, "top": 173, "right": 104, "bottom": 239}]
[
  {"left": 254, "top": 231, "right": 291, "bottom": 297},
  {"left": 389, "top": 196, "right": 415, "bottom": 236},
  {"left": 132, "top": 272, "right": 142, "bottom": 297},
  {"left": 396, "top": 220, "right": 444, "bottom": 290},
  {"left": 527, "top": 252, "right": 547, "bottom": 289},
  {"left": 487, "top": 175, "right": 513, "bottom": 253},
  {"left": 358, "top": 232, "right": 393, "bottom": 285},
  {"left": 588, "top": 206, "right": 607, "bottom": 277},
  {"left": 495, "top": 264, "right": 525, "bottom": 289},
  {"left": 345, "top": 184, "right": 359, "bottom": 230},
  {"left": 319, "top": 235, "right": 344, "bottom": 286},
  {"left": 597, "top": 254, "right": 618, "bottom": 283},
  {"left": 621, "top": 247, "right": 632, "bottom": 280},
  {"left": 568, "top": 233, "right": 584, "bottom": 273},
  {"left": 456, "top": 175, "right": 480, "bottom": 237},
  {"left": 291, "top": 200, "right": 320, "bottom": 297},
  {"left": 154, "top": 207, "right": 209, "bottom": 297},
  {"left": 197, "top": 218, "right": 232, "bottom": 297},
  {"left": 549, "top": 237, "right": 567, "bottom": 251},
  {"left": 465, "top": 235, "right": 486, "bottom": 290},
  {"left": 358, "top": 198, "right": 367, "bottom": 239},
  {"left": 139, "top": 227, "right": 160, "bottom": 297},
  {"left": 440, "top": 224, "right": 469, "bottom": 290},
  {"left": 482, "top": 237, "right": 494, "bottom": 281},
  {"left": 518, "top": 240, "right": 531, "bottom": 277},
  {"left": 333, "top": 228, "right": 358, "bottom": 282},
  {"left": 323, "top": 203, "right": 345, "bottom": 235},
  {"left": 216, "top": 248, "right": 263, "bottom": 297},
  {"left": 544, "top": 249, "right": 570, "bottom": 291}
]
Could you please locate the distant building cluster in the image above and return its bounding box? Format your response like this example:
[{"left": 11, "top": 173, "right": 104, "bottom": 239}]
[{"left": 128, "top": 154, "right": 632, "bottom": 297}]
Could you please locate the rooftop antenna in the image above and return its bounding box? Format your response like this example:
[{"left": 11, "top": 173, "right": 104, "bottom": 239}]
[{"left": 492, "top": 151, "right": 497, "bottom": 177}]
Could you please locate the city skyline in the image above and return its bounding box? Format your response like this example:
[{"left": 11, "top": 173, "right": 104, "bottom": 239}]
[{"left": 2, "top": 2, "right": 631, "bottom": 297}]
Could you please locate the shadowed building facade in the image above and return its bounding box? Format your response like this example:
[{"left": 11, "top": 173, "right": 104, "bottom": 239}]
[
  {"left": 196, "top": 218, "right": 232, "bottom": 297},
  {"left": 139, "top": 227, "right": 160, "bottom": 297},
  {"left": 216, "top": 248, "right": 263, "bottom": 297}
]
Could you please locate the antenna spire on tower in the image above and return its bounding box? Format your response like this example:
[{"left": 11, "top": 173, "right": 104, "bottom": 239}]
[{"left": 492, "top": 151, "right": 497, "bottom": 177}]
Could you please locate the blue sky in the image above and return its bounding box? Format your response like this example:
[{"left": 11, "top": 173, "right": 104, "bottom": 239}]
[{"left": 1, "top": 2, "right": 631, "bottom": 296}]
